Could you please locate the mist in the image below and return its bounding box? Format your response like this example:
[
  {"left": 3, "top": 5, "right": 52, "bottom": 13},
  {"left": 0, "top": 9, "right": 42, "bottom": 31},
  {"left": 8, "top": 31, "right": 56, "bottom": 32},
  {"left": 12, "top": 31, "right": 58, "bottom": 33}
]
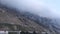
[
  {"left": 1, "top": 0, "right": 60, "bottom": 32},
  {"left": 0, "top": 0, "right": 60, "bottom": 18}
]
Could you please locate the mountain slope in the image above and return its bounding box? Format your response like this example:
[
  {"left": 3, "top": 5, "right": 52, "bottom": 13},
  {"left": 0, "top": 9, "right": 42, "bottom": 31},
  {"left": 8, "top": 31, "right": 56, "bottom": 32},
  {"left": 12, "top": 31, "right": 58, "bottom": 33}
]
[
  {"left": 0, "top": 4, "right": 59, "bottom": 34},
  {"left": 0, "top": 5, "right": 48, "bottom": 34}
]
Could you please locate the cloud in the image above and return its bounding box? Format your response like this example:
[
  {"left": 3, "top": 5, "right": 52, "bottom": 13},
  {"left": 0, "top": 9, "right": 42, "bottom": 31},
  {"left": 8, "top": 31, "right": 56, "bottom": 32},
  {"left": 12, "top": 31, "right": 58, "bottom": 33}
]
[{"left": 0, "top": 0, "right": 60, "bottom": 18}]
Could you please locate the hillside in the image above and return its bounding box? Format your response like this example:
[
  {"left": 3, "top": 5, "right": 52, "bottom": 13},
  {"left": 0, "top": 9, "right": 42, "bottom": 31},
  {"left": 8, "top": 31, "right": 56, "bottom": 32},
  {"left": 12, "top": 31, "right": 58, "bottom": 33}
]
[{"left": 0, "top": 4, "right": 59, "bottom": 34}]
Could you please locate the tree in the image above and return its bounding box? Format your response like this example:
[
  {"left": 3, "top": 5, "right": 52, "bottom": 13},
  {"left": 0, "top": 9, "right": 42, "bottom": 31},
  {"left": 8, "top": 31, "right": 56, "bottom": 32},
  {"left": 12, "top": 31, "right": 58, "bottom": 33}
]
[
  {"left": 20, "top": 31, "right": 25, "bottom": 34},
  {"left": 25, "top": 31, "right": 29, "bottom": 34},
  {"left": 33, "top": 31, "right": 37, "bottom": 34},
  {"left": 45, "top": 32, "right": 48, "bottom": 34}
]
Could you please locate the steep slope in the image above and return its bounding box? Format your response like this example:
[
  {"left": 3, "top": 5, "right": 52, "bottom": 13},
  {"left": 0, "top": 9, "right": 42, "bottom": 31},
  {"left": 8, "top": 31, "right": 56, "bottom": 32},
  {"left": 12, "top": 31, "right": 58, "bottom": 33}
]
[
  {"left": 0, "top": 4, "right": 59, "bottom": 34},
  {"left": 0, "top": 5, "right": 49, "bottom": 34}
]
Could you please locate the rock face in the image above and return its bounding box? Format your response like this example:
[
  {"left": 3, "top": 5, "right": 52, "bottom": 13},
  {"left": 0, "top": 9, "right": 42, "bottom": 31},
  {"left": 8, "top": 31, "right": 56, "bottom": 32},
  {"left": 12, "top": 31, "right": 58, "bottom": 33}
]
[{"left": 0, "top": 4, "right": 60, "bottom": 34}]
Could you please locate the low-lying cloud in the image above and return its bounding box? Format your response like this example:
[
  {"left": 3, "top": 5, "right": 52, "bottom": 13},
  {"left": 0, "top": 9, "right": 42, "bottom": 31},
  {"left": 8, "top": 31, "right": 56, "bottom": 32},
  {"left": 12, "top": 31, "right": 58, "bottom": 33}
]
[{"left": 0, "top": 0, "right": 60, "bottom": 18}]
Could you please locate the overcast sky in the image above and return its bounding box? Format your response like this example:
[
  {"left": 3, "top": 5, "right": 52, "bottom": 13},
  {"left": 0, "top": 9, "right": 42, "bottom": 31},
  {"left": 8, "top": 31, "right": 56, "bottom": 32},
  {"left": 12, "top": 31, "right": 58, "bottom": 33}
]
[{"left": 0, "top": 0, "right": 60, "bottom": 18}]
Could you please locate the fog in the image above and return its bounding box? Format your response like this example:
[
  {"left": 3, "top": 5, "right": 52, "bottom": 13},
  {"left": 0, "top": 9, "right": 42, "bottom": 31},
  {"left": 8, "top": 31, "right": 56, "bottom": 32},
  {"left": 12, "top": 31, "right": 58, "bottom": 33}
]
[
  {"left": 1, "top": 0, "right": 60, "bottom": 33},
  {"left": 0, "top": 0, "right": 60, "bottom": 18}
]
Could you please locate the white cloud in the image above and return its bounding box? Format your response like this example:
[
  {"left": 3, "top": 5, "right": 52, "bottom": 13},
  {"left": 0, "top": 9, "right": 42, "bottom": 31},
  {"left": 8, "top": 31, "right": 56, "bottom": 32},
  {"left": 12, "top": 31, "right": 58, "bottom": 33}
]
[{"left": 0, "top": 0, "right": 60, "bottom": 18}]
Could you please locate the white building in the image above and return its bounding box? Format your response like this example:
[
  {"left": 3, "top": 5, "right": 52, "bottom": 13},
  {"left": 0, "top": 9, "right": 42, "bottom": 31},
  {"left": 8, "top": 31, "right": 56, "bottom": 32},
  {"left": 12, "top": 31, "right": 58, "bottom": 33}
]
[{"left": 0, "top": 31, "right": 8, "bottom": 34}]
